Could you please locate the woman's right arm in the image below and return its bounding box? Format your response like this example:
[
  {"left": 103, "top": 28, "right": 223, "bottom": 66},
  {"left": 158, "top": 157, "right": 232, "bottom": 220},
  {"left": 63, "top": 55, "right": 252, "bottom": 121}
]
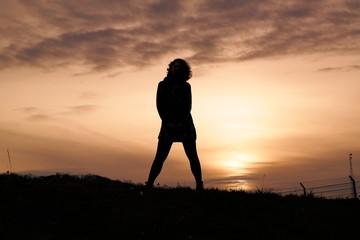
[{"left": 156, "top": 81, "right": 168, "bottom": 121}]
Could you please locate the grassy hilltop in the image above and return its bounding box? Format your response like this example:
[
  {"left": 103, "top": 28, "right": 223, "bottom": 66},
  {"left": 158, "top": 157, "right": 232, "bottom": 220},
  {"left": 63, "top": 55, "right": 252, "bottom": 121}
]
[{"left": 0, "top": 173, "right": 359, "bottom": 239}]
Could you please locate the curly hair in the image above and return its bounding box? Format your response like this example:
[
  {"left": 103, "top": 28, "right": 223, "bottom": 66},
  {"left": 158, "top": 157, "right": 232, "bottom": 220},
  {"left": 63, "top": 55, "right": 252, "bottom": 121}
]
[{"left": 166, "top": 58, "right": 192, "bottom": 81}]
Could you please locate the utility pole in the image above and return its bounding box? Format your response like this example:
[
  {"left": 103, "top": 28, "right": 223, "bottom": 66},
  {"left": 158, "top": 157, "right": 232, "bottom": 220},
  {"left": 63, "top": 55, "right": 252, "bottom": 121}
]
[
  {"left": 349, "top": 153, "right": 353, "bottom": 177},
  {"left": 349, "top": 175, "right": 357, "bottom": 199},
  {"left": 7, "top": 148, "right": 12, "bottom": 173},
  {"left": 300, "top": 183, "right": 306, "bottom": 197}
]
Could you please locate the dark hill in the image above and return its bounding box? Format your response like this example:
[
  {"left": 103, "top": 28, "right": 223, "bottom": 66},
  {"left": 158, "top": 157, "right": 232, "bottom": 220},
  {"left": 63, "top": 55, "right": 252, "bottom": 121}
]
[{"left": 0, "top": 173, "right": 358, "bottom": 239}]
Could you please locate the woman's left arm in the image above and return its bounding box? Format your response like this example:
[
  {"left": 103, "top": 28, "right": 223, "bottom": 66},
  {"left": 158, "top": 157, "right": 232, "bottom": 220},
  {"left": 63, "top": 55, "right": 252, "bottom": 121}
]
[{"left": 186, "top": 83, "right": 192, "bottom": 113}]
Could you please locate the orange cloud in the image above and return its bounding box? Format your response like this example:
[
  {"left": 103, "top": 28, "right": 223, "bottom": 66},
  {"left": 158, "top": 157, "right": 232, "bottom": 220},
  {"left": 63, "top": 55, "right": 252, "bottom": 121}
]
[{"left": 1, "top": 0, "right": 359, "bottom": 72}]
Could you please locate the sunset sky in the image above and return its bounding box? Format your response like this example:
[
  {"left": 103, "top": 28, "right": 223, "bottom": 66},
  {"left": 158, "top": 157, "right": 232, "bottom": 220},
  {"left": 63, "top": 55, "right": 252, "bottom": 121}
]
[{"left": 1, "top": 0, "right": 360, "bottom": 190}]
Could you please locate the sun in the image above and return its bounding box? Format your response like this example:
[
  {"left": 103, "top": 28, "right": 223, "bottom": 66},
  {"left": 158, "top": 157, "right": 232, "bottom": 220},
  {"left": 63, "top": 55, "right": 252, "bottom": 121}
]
[
  {"left": 222, "top": 152, "right": 256, "bottom": 171},
  {"left": 207, "top": 151, "right": 259, "bottom": 191}
]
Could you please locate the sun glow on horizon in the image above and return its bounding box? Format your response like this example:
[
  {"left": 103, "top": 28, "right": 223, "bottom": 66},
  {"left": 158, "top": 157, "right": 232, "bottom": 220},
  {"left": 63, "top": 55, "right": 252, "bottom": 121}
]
[{"left": 221, "top": 152, "right": 258, "bottom": 173}]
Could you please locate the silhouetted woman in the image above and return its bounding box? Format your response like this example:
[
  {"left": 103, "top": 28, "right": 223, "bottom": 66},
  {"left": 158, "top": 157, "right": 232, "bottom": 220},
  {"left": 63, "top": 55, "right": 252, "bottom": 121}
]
[{"left": 146, "top": 59, "right": 203, "bottom": 190}]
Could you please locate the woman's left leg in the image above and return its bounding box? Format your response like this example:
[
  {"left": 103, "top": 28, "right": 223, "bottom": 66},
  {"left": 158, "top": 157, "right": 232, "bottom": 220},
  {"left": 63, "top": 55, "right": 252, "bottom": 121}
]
[{"left": 182, "top": 140, "right": 203, "bottom": 190}]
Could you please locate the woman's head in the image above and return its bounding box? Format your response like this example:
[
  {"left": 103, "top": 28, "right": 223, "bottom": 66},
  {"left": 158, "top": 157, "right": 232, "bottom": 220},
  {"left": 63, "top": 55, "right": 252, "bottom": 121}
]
[{"left": 167, "top": 58, "right": 192, "bottom": 81}]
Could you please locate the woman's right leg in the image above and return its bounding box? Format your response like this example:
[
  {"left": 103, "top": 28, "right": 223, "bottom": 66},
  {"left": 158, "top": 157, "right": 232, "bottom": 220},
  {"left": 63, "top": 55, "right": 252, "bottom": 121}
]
[{"left": 146, "top": 139, "right": 173, "bottom": 187}]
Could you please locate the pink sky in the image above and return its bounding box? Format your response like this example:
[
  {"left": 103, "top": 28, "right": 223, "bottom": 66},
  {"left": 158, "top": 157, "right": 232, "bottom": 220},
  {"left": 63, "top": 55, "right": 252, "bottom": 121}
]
[{"left": 1, "top": 0, "right": 360, "bottom": 190}]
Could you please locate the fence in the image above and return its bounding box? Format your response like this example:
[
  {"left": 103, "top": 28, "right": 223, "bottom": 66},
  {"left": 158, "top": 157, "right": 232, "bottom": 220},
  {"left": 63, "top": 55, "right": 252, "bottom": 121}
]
[{"left": 273, "top": 175, "right": 359, "bottom": 199}]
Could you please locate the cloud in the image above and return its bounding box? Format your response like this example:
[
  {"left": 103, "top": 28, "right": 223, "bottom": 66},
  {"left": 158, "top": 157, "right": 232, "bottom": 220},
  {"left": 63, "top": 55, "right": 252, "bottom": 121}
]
[
  {"left": 16, "top": 107, "right": 54, "bottom": 121},
  {"left": 27, "top": 114, "right": 53, "bottom": 121},
  {"left": 0, "top": 127, "right": 152, "bottom": 181},
  {"left": 206, "top": 174, "right": 262, "bottom": 188},
  {"left": 17, "top": 107, "right": 40, "bottom": 113},
  {"left": 317, "top": 65, "right": 360, "bottom": 72},
  {"left": 0, "top": 0, "right": 359, "bottom": 72},
  {"left": 65, "top": 105, "right": 98, "bottom": 115},
  {"left": 79, "top": 92, "right": 99, "bottom": 100},
  {"left": 16, "top": 105, "right": 99, "bottom": 122}
]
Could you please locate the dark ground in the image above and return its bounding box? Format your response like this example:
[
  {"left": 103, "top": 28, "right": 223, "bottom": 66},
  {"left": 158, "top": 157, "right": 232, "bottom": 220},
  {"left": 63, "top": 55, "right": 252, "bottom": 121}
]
[{"left": 0, "top": 173, "right": 359, "bottom": 240}]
